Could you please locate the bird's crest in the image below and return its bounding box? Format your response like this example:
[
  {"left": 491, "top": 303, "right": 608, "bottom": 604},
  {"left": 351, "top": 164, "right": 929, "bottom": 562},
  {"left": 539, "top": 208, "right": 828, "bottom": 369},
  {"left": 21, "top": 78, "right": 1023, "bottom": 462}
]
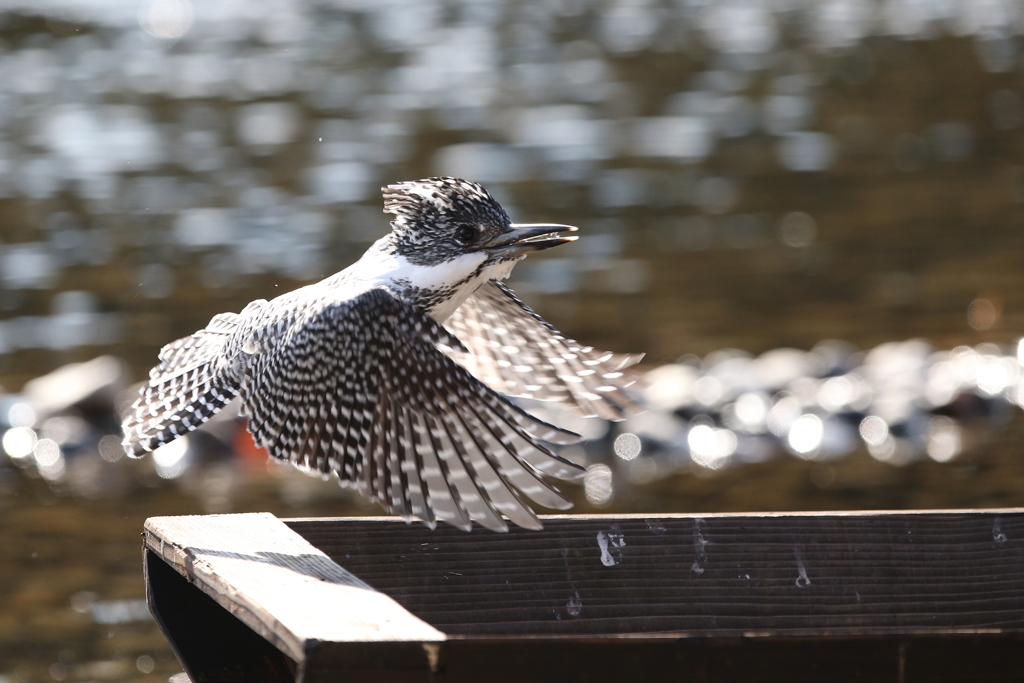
[{"left": 382, "top": 177, "right": 509, "bottom": 226}]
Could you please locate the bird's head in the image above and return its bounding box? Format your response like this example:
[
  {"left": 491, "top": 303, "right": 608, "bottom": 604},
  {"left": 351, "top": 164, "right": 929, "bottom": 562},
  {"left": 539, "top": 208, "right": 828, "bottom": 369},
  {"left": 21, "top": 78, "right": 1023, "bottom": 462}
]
[{"left": 381, "top": 177, "right": 577, "bottom": 267}]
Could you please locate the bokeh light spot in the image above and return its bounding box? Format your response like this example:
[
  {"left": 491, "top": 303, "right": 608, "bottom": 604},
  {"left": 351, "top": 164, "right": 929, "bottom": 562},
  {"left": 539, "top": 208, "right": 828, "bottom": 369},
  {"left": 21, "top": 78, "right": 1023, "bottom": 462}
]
[
  {"left": 138, "top": 0, "right": 194, "bottom": 40},
  {"left": 788, "top": 414, "right": 824, "bottom": 456},
  {"left": 859, "top": 415, "right": 888, "bottom": 446},
  {"left": 968, "top": 297, "right": 999, "bottom": 331},
  {"left": 3, "top": 427, "right": 37, "bottom": 460},
  {"left": 927, "top": 416, "right": 961, "bottom": 463},
  {"left": 778, "top": 211, "right": 816, "bottom": 248},
  {"left": 613, "top": 433, "right": 642, "bottom": 461},
  {"left": 153, "top": 437, "right": 189, "bottom": 479},
  {"left": 584, "top": 464, "right": 613, "bottom": 507}
]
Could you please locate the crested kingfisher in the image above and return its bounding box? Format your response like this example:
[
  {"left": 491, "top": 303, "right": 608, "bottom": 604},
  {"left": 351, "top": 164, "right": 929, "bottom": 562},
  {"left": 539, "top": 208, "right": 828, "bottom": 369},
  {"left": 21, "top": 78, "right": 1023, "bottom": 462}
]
[{"left": 122, "top": 177, "right": 642, "bottom": 531}]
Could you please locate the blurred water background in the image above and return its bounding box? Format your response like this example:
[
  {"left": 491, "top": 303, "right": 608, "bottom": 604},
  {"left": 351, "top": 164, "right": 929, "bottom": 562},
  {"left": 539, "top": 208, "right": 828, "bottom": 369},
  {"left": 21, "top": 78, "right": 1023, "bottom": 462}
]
[{"left": 3, "top": 0, "right": 1024, "bottom": 679}]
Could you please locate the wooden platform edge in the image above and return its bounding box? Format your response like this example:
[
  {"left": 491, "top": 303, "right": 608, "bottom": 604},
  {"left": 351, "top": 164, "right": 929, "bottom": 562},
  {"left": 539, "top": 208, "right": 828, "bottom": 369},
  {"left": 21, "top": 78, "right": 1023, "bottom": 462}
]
[
  {"left": 143, "top": 510, "right": 1024, "bottom": 682},
  {"left": 143, "top": 512, "right": 446, "bottom": 664},
  {"left": 282, "top": 507, "right": 1024, "bottom": 524}
]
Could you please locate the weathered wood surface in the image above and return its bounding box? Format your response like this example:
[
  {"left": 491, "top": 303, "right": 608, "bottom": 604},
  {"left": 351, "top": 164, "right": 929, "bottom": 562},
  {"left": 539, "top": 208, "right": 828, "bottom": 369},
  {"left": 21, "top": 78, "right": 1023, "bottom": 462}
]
[
  {"left": 144, "top": 510, "right": 1024, "bottom": 682},
  {"left": 286, "top": 510, "right": 1024, "bottom": 637},
  {"left": 143, "top": 513, "right": 443, "bottom": 663}
]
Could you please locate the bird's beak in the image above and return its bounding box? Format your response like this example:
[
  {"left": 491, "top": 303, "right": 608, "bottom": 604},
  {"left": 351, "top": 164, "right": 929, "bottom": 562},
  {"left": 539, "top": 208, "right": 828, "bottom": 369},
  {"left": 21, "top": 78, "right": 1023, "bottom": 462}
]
[{"left": 483, "top": 223, "right": 578, "bottom": 257}]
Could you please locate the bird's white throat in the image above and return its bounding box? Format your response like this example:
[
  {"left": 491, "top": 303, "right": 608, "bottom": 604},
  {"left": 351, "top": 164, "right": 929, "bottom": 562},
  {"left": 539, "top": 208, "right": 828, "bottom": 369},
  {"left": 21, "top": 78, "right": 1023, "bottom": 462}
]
[{"left": 360, "top": 242, "right": 521, "bottom": 322}]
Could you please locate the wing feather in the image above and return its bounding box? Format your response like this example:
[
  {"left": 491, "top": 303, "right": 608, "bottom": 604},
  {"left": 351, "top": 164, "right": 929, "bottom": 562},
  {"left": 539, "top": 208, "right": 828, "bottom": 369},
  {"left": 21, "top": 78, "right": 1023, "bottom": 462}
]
[
  {"left": 240, "top": 287, "right": 582, "bottom": 530},
  {"left": 445, "top": 281, "right": 643, "bottom": 420}
]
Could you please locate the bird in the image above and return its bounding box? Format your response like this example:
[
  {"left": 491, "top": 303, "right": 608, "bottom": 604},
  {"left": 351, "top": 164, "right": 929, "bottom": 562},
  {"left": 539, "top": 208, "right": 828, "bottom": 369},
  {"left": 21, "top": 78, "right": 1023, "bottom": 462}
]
[{"left": 122, "top": 177, "right": 642, "bottom": 531}]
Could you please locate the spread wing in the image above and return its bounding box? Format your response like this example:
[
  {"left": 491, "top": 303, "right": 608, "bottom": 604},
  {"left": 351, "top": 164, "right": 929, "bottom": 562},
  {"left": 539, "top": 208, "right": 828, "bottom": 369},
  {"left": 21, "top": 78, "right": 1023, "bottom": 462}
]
[
  {"left": 239, "top": 287, "right": 583, "bottom": 532},
  {"left": 444, "top": 281, "right": 643, "bottom": 420}
]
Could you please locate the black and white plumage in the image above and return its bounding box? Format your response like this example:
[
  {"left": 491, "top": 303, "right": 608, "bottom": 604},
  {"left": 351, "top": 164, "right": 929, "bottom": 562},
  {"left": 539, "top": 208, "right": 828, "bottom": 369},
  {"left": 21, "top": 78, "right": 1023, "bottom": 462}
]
[{"left": 122, "top": 177, "right": 642, "bottom": 531}]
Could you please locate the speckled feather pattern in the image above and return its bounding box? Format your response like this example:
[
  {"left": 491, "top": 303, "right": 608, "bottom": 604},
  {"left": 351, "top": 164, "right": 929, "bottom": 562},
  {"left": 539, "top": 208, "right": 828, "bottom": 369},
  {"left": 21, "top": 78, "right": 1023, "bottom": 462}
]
[
  {"left": 122, "top": 178, "right": 641, "bottom": 531},
  {"left": 444, "top": 281, "right": 642, "bottom": 420}
]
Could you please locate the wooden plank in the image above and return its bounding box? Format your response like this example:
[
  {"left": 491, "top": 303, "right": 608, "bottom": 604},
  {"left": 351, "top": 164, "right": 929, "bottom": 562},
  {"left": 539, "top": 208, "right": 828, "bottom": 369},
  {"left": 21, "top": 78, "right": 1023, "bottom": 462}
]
[
  {"left": 143, "top": 512, "right": 445, "bottom": 667},
  {"left": 144, "top": 548, "right": 298, "bottom": 683},
  {"left": 284, "top": 510, "right": 1024, "bottom": 637}
]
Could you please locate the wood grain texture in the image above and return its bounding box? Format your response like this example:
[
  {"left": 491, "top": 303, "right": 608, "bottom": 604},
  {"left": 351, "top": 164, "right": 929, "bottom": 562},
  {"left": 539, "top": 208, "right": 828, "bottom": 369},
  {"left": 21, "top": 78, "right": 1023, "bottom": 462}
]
[
  {"left": 143, "top": 512, "right": 444, "bottom": 664},
  {"left": 284, "top": 510, "right": 1024, "bottom": 637}
]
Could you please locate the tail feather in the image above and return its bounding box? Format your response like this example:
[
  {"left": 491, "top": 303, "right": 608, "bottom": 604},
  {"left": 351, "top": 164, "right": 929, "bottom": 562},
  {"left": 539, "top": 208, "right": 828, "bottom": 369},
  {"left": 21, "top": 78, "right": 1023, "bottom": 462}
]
[{"left": 122, "top": 318, "right": 242, "bottom": 457}]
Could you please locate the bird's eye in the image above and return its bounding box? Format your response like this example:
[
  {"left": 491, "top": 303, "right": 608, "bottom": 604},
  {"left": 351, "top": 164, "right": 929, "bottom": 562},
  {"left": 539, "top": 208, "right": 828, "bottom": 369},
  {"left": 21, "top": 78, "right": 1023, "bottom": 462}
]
[{"left": 454, "top": 225, "right": 476, "bottom": 244}]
